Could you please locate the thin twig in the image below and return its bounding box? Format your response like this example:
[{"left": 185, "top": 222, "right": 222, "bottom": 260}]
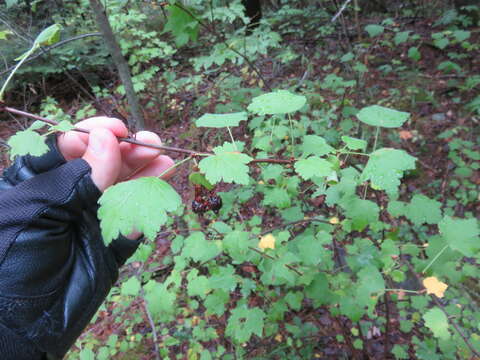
[
  {"left": 1, "top": 105, "right": 296, "bottom": 165},
  {"left": 140, "top": 285, "right": 161, "bottom": 360},
  {"left": 331, "top": 0, "right": 353, "bottom": 22},
  {"left": 0, "top": 33, "right": 102, "bottom": 77},
  {"left": 247, "top": 246, "right": 303, "bottom": 276}
]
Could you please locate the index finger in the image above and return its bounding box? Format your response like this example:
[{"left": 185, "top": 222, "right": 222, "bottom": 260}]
[{"left": 58, "top": 117, "right": 129, "bottom": 160}]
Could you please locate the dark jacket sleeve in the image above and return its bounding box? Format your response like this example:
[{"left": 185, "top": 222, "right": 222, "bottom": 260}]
[{"left": 0, "top": 141, "right": 140, "bottom": 359}]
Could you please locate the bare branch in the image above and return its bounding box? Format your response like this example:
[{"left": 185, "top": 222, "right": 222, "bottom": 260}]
[
  {"left": 331, "top": 0, "right": 353, "bottom": 22},
  {"left": 0, "top": 33, "right": 102, "bottom": 77}
]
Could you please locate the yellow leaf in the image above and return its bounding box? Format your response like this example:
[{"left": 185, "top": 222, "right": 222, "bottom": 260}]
[
  {"left": 259, "top": 233, "right": 275, "bottom": 250},
  {"left": 423, "top": 276, "right": 448, "bottom": 298},
  {"left": 274, "top": 334, "right": 283, "bottom": 342},
  {"left": 329, "top": 217, "right": 340, "bottom": 225}
]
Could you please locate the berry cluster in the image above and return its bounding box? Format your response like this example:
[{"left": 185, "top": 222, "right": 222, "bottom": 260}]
[{"left": 191, "top": 184, "right": 223, "bottom": 214}]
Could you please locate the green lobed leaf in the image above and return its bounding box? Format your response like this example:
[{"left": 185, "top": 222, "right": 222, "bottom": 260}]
[
  {"left": 408, "top": 46, "right": 421, "bottom": 61},
  {"left": 223, "top": 231, "right": 253, "bottom": 263},
  {"left": 186, "top": 269, "right": 211, "bottom": 299},
  {"left": 182, "top": 232, "right": 221, "bottom": 263},
  {"left": 79, "top": 348, "right": 95, "bottom": 360},
  {"left": 342, "top": 197, "right": 380, "bottom": 231},
  {"left": 144, "top": 281, "right": 176, "bottom": 320},
  {"left": 325, "top": 167, "right": 359, "bottom": 206},
  {"left": 261, "top": 164, "right": 284, "bottom": 181},
  {"left": 404, "top": 195, "right": 443, "bottom": 226},
  {"left": 204, "top": 289, "right": 229, "bottom": 316},
  {"left": 259, "top": 252, "right": 299, "bottom": 286},
  {"left": 387, "top": 200, "right": 406, "bottom": 217},
  {"left": 392, "top": 345, "right": 409, "bottom": 359},
  {"left": 164, "top": 5, "right": 199, "bottom": 47},
  {"left": 7, "top": 130, "right": 49, "bottom": 159},
  {"left": 50, "top": 120, "right": 74, "bottom": 132},
  {"left": 339, "top": 296, "right": 365, "bottom": 322},
  {"left": 394, "top": 31, "right": 410, "bottom": 45},
  {"left": 365, "top": 24, "right": 384, "bottom": 37},
  {"left": 423, "top": 308, "right": 450, "bottom": 340},
  {"left": 284, "top": 292, "right": 304, "bottom": 311},
  {"left": 452, "top": 30, "right": 470, "bottom": 42},
  {"left": 262, "top": 187, "right": 291, "bottom": 209},
  {"left": 302, "top": 135, "right": 335, "bottom": 157},
  {"left": 361, "top": 148, "right": 416, "bottom": 196},
  {"left": 5, "top": 0, "right": 19, "bottom": 9},
  {"left": 295, "top": 233, "right": 325, "bottom": 266},
  {"left": 120, "top": 277, "right": 141, "bottom": 297},
  {"left": 355, "top": 266, "right": 385, "bottom": 314},
  {"left": 98, "top": 177, "right": 182, "bottom": 244},
  {"left": 305, "top": 273, "right": 333, "bottom": 306},
  {"left": 209, "top": 265, "right": 238, "bottom": 292},
  {"left": 439, "top": 216, "right": 479, "bottom": 257},
  {"left": 295, "top": 156, "right": 335, "bottom": 180},
  {"left": 196, "top": 112, "right": 247, "bottom": 128},
  {"left": 226, "top": 306, "right": 265, "bottom": 343},
  {"left": 29, "top": 120, "right": 48, "bottom": 131},
  {"left": 357, "top": 105, "right": 410, "bottom": 128},
  {"left": 188, "top": 172, "right": 214, "bottom": 190},
  {"left": 247, "top": 90, "right": 306, "bottom": 115},
  {"left": 34, "top": 24, "right": 61, "bottom": 47},
  {"left": 0, "top": 30, "right": 12, "bottom": 40},
  {"left": 199, "top": 142, "right": 252, "bottom": 185},
  {"left": 341, "top": 135, "right": 367, "bottom": 151}
]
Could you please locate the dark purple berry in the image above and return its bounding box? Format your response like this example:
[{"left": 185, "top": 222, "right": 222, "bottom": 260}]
[
  {"left": 192, "top": 200, "right": 207, "bottom": 214},
  {"left": 208, "top": 195, "right": 223, "bottom": 213}
]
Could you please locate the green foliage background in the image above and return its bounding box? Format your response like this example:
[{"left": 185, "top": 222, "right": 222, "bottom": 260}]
[{"left": 1, "top": 0, "right": 480, "bottom": 359}]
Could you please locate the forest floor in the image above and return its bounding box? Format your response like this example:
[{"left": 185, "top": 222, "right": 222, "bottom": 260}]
[{"left": 0, "top": 11, "right": 479, "bottom": 360}]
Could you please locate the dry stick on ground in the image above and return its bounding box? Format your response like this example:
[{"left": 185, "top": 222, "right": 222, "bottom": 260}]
[
  {"left": 1, "top": 105, "right": 295, "bottom": 165},
  {"left": 403, "top": 260, "right": 480, "bottom": 358}
]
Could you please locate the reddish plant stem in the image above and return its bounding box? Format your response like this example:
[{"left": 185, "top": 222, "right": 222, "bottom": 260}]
[{"left": 2, "top": 105, "right": 295, "bottom": 165}]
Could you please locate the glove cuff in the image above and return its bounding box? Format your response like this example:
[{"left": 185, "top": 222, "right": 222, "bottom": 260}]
[
  {"left": 108, "top": 236, "right": 143, "bottom": 266},
  {"left": 3, "top": 135, "right": 66, "bottom": 186},
  {"left": 24, "top": 135, "right": 66, "bottom": 174}
]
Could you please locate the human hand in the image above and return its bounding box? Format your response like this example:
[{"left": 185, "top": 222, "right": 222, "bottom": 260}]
[
  {"left": 57, "top": 116, "right": 175, "bottom": 192},
  {"left": 0, "top": 118, "right": 177, "bottom": 358}
]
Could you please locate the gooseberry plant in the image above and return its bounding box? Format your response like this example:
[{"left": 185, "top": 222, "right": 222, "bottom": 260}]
[
  {"left": 2, "top": 22, "right": 480, "bottom": 360},
  {"left": 4, "top": 88, "right": 480, "bottom": 359}
]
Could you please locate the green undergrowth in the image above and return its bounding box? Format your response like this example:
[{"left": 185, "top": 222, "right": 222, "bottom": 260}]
[{"left": 1, "top": 1, "right": 479, "bottom": 359}]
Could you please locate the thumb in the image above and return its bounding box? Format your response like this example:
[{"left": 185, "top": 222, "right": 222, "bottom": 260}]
[{"left": 82, "top": 128, "right": 122, "bottom": 192}]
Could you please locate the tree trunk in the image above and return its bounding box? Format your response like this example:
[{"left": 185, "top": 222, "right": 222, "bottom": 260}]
[{"left": 88, "top": 0, "right": 145, "bottom": 130}]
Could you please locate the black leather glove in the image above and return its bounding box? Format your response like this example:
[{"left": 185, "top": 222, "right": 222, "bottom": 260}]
[{"left": 0, "top": 137, "right": 140, "bottom": 360}]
